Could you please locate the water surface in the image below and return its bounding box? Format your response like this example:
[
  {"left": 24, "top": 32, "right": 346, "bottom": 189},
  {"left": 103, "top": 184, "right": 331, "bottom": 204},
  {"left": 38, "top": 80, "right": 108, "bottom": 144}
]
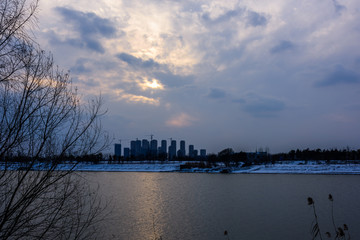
[{"left": 86, "top": 173, "right": 360, "bottom": 239}]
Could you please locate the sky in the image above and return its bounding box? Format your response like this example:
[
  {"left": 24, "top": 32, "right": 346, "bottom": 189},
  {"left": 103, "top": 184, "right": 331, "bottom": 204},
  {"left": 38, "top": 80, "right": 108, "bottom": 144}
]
[{"left": 35, "top": 0, "right": 360, "bottom": 154}]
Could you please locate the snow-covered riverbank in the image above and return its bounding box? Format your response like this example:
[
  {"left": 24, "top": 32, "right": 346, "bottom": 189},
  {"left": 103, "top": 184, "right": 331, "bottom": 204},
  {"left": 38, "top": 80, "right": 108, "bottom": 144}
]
[
  {"left": 63, "top": 161, "right": 360, "bottom": 174},
  {"left": 3, "top": 161, "right": 360, "bottom": 174}
]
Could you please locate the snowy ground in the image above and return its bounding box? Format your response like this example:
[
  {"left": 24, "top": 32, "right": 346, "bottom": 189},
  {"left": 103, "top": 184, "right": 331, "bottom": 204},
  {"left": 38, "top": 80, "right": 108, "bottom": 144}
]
[
  {"left": 63, "top": 161, "right": 360, "bottom": 174},
  {"left": 231, "top": 163, "right": 360, "bottom": 174},
  {"left": 3, "top": 161, "right": 360, "bottom": 174}
]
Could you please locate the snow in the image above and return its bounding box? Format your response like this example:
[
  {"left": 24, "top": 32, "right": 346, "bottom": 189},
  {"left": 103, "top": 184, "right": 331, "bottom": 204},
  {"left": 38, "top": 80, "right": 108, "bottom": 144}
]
[
  {"left": 231, "top": 163, "right": 360, "bottom": 174},
  {"left": 60, "top": 161, "right": 360, "bottom": 174},
  {"left": 3, "top": 161, "right": 360, "bottom": 174},
  {"left": 60, "top": 161, "right": 182, "bottom": 172}
]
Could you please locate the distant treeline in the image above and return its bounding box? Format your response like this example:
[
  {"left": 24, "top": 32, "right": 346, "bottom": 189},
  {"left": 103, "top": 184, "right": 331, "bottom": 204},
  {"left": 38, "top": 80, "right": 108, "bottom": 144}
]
[
  {"left": 1, "top": 154, "right": 105, "bottom": 164},
  {"left": 2, "top": 148, "right": 360, "bottom": 165},
  {"left": 272, "top": 148, "right": 360, "bottom": 162}
]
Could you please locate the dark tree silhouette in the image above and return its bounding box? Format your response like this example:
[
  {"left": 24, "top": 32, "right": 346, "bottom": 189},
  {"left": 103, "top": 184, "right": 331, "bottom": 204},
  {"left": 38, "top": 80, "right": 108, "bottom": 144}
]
[{"left": 0, "top": 0, "right": 109, "bottom": 239}]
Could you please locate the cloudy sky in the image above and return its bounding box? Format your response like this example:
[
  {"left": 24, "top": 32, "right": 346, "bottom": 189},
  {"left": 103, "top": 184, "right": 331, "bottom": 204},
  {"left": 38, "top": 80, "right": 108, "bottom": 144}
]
[{"left": 35, "top": 0, "right": 360, "bottom": 153}]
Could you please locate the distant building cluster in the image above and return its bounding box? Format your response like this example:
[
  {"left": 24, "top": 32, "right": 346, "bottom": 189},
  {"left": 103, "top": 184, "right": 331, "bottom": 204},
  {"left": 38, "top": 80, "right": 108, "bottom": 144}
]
[{"left": 114, "top": 138, "right": 206, "bottom": 160}]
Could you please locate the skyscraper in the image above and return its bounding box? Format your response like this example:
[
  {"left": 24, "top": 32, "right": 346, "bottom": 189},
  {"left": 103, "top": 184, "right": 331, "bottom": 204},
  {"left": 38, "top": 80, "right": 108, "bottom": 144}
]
[
  {"left": 114, "top": 144, "right": 121, "bottom": 158},
  {"left": 150, "top": 139, "right": 158, "bottom": 157},
  {"left": 200, "top": 149, "right": 206, "bottom": 157},
  {"left": 130, "top": 141, "right": 136, "bottom": 157},
  {"left": 124, "top": 148, "right": 130, "bottom": 159},
  {"left": 160, "top": 140, "right": 167, "bottom": 154},
  {"left": 135, "top": 139, "right": 141, "bottom": 157},
  {"left": 142, "top": 139, "right": 149, "bottom": 156},
  {"left": 180, "top": 140, "right": 186, "bottom": 157},
  {"left": 189, "top": 145, "right": 194, "bottom": 158},
  {"left": 168, "top": 140, "right": 177, "bottom": 160}
]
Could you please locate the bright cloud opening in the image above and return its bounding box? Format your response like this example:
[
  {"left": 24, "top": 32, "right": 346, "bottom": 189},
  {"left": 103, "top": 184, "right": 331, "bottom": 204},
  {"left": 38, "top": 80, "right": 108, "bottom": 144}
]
[{"left": 138, "top": 78, "right": 165, "bottom": 91}]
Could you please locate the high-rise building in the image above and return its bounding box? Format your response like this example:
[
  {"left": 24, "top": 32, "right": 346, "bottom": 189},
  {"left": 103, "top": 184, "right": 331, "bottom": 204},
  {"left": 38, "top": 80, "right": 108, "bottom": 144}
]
[
  {"left": 193, "top": 149, "right": 198, "bottom": 158},
  {"left": 160, "top": 140, "right": 167, "bottom": 154},
  {"left": 135, "top": 139, "right": 141, "bottom": 157},
  {"left": 189, "top": 145, "right": 194, "bottom": 158},
  {"left": 114, "top": 144, "right": 121, "bottom": 158},
  {"left": 180, "top": 140, "right": 186, "bottom": 157},
  {"left": 124, "top": 148, "right": 130, "bottom": 159},
  {"left": 168, "top": 140, "right": 177, "bottom": 160},
  {"left": 130, "top": 141, "right": 136, "bottom": 157},
  {"left": 200, "top": 149, "right": 206, "bottom": 157},
  {"left": 150, "top": 139, "right": 158, "bottom": 157},
  {"left": 142, "top": 139, "right": 149, "bottom": 156}
]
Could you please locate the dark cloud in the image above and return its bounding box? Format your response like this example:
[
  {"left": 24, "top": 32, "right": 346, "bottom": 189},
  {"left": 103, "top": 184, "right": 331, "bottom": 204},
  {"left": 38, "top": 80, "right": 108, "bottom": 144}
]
[
  {"left": 270, "top": 40, "right": 295, "bottom": 54},
  {"left": 236, "top": 94, "right": 285, "bottom": 117},
  {"left": 116, "top": 52, "right": 192, "bottom": 88},
  {"left": 246, "top": 11, "right": 268, "bottom": 27},
  {"left": 51, "top": 37, "right": 106, "bottom": 53},
  {"left": 54, "top": 7, "right": 117, "bottom": 53},
  {"left": 315, "top": 65, "right": 360, "bottom": 87},
  {"left": 153, "top": 71, "right": 194, "bottom": 88},
  {"left": 55, "top": 7, "right": 116, "bottom": 37},
  {"left": 332, "top": 0, "right": 346, "bottom": 14},
  {"left": 116, "top": 53, "right": 159, "bottom": 69},
  {"left": 207, "top": 88, "right": 226, "bottom": 99},
  {"left": 243, "top": 98, "right": 285, "bottom": 117},
  {"left": 72, "top": 76, "right": 99, "bottom": 87},
  {"left": 70, "top": 58, "right": 92, "bottom": 74}
]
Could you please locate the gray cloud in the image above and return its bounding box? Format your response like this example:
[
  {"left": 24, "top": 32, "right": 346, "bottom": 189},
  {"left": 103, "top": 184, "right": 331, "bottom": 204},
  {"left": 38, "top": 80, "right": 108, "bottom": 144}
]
[
  {"left": 153, "top": 71, "right": 194, "bottom": 88},
  {"left": 70, "top": 58, "right": 92, "bottom": 74},
  {"left": 237, "top": 94, "right": 285, "bottom": 117},
  {"left": 54, "top": 7, "right": 117, "bottom": 53},
  {"left": 315, "top": 65, "right": 360, "bottom": 87},
  {"left": 207, "top": 88, "right": 226, "bottom": 99},
  {"left": 55, "top": 7, "right": 116, "bottom": 37},
  {"left": 116, "top": 53, "right": 160, "bottom": 69},
  {"left": 116, "top": 52, "right": 193, "bottom": 88},
  {"left": 270, "top": 40, "right": 295, "bottom": 54},
  {"left": 246, "top": 11, "right": 268, "bottom": 27},
  {"left": 332, "top": 0, "right": 346, "bottom": 14},
  {"left": 72, "top": 76, "right": 99, "bottom": 87}
]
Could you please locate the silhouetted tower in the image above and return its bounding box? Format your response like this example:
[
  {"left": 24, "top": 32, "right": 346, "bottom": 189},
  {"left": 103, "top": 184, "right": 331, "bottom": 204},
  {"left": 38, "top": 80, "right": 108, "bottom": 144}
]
[
  {"left": 200, "top": 149, "right": 206, "bottom": 157},
  {"left": 142, "top": 139, "right": 150, "bottom": 156},
  {"left": 130, "top": 141, "right": 136, "bottom": 157},
  {"left": 180, "top": 140, "right": 186, "bottom": 157},
  {"left": 189, "top": 145, "right": 194, "bottom": 158},
  {"left": 124, "top": 148, "right": 130, "bottom": 159},
  {"left": 160, "top": 140, "right": 167, "bottom": 154},
  {"left": 150, "top": 139, "right": 158, "bottom": 157},
  {"left": 114, "top": 144, "right": 121, "bottom": 159},
  {"left": 168, "top": 139, "right": 176, "bottom": 160},
  {"left": 193, "top": 149, "right": 198, "bottom": 158},
  {"left": 135, "top": 139, "right": 141, "bottom": 157}
]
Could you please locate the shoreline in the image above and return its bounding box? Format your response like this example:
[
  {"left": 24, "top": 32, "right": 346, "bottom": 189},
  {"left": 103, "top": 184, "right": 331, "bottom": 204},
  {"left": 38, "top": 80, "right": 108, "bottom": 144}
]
[
  {"left": 67, "top": 161, "right": 360, "bottom": 175},
  {"left": 3, "top": 161, "right": 360, "bottom": 175}
]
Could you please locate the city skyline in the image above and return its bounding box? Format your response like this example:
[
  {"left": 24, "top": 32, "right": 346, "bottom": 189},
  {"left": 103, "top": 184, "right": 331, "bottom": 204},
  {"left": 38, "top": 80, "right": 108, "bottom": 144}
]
[
  {"left": 34, "top": 0, "right": 360, "bottom": 153},
  {"left": 115, "top": 138, "right": 207, "bottom": 160}
]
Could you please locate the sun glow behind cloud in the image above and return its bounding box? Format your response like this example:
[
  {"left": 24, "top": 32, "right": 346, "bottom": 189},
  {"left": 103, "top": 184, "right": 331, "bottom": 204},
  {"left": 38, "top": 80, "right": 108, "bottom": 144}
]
[{"left": 138, "top": 78, "right": 164, "bottom": 91}]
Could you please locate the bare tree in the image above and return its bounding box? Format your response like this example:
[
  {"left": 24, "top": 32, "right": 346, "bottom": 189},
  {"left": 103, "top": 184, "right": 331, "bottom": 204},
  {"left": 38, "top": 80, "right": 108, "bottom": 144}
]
[{"left": 0, "top": 0, "right": 110, "bottom": 239}]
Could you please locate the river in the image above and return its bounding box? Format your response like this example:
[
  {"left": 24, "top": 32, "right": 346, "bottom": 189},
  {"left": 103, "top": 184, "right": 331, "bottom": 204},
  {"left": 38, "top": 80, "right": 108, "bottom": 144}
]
[{"left": 85, "top": 172, "right": 360, "bottom": 239}]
